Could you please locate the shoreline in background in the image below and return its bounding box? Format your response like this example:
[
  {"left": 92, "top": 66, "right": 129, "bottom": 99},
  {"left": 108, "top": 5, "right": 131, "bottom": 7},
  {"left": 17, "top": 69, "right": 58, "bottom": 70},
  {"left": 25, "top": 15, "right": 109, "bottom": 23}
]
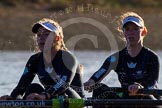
[{"left": 0, "top": 1, "right": 162, "bottom": 50}]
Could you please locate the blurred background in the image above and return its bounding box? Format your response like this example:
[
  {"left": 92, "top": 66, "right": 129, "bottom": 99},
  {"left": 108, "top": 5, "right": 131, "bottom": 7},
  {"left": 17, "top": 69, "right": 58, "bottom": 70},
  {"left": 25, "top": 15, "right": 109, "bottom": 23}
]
[
  {"left": 0, "top": 0, "right": 162, "bottom": 51},
  {"left": 0, "top": 0, "right": 162, "bottom": 97}
]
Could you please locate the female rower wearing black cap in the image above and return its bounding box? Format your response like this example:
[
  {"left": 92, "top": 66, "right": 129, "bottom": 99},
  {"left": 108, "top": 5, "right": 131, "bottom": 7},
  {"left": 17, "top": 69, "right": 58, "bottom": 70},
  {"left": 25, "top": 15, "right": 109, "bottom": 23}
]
[
  {"left": 84, "top": 12, "right": 160, "bottom": 108},
  {"left": 0, "top": 18, "right": 84, "bottom": 100}
]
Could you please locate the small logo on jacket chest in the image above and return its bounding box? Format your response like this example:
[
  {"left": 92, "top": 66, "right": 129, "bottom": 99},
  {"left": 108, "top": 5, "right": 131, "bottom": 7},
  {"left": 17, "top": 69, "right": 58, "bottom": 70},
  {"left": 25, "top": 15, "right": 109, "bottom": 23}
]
[{"left": 127, "top": 62, "right": 137, "bottom": 68}]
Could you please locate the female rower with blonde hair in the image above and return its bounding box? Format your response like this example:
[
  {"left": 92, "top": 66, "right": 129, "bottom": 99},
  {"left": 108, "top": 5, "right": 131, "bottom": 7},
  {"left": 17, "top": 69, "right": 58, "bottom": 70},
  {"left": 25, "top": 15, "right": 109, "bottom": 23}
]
[
  {"left": 0, "top": 18, "right": 84, "bottom": 100},
  {"left": 84, "top": 12, "right": 160, "bottom": 108}
]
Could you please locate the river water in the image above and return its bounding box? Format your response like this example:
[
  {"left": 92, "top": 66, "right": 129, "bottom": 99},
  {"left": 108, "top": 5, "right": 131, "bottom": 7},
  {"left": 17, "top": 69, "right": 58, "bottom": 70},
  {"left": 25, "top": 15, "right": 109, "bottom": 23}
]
[{"left": 0, "top": 50, "right": 162, "bottom": 97}]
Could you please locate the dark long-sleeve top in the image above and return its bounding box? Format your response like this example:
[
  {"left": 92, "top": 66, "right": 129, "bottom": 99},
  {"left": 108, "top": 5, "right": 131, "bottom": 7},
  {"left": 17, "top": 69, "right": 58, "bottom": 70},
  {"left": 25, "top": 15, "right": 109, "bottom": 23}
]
[
  {"left": 90, "top": 47, "right": 160, "bottom": 89},
  {"left": 10, "top": 50, "right": 84, "bottom": 98}
]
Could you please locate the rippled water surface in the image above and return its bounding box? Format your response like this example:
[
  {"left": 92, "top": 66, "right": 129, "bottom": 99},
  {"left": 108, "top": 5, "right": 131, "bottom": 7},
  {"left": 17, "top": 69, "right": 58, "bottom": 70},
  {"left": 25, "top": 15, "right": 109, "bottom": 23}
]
[{"left": 0, "top": 50, "right": 162, "bottom": 97}]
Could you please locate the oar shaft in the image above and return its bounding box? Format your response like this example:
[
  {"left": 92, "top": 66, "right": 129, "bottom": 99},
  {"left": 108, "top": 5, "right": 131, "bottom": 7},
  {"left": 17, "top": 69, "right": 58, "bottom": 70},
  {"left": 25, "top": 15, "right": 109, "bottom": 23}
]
[
  {"left": 95, "top": 86, "right": 162, "bottom": 95},
  {"left": 85, "top": 99, "right": 162, "bottom": 106},
  {"left": 1, "top": 99, "right": 162, "bottom": 107},
  {"left": 138, "top": 89, "right": 162, "bottom": 95}
]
